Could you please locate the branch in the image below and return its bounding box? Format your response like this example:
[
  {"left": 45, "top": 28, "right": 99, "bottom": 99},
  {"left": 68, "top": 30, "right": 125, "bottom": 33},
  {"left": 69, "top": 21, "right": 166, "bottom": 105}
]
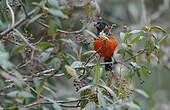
[
  {"left": 123, "top": 49, "right": 146, "bottom": 62},
  {"left": 37, "top": 20, "right": 86, "bottom": 34},
  {"left": 24, "top": 101, "right": 80, "bottom": 108},
  {"left": 2, "top": 69, "right": 64, "bottom": 91},
  {"left": 6, "top": 0, "right": 15, "bottom": 26},
  {"left": 0, "top": 9, "right": 36, "bottom": 39},
  {"left": 13, "top": 29, "right": 41, "bottom": 51}
]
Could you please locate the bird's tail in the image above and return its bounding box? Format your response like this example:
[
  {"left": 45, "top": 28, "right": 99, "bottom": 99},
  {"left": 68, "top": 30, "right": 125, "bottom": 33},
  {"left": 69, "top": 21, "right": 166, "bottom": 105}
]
[{"left": 104, "top": 57, "right": 112, "bottom": 71}]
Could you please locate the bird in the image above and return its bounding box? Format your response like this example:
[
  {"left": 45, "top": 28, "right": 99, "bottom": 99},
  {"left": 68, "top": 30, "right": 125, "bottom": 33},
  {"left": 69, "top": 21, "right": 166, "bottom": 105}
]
[{"left": 93, "top": 21, "right": 118, "bottom": 71}]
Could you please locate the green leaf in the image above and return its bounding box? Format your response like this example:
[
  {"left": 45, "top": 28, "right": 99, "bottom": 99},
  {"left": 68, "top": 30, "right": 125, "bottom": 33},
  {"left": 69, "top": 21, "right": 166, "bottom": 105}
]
[
  {"left": 145, "top": 40, "right": 154, "bottom": 50},
  {"left": 85, "top": 30, "right": 98, "bottom": 39},
  {"left": 18, "top": 107, "right": 27, "bottom": 110},
  {"left": 71, "top": 61, "right": 82, "bottom": 68},
  {"left": 61, "top": 39, "right": 78, "bottom": 54},
  {"left": 98, "top": 90, "right": 106, "bottom": 108},
  {"left": 117, "top": 49, "right": 126, "bottom": 54},
  {"left": 150, "top": 26, "right": 167, "bottom": 33},
  {"left": 125, "top": 102, "right": 141, "bottom": 110},
  {"left": 39, "top": 48, "right": 54, "bottom": 62},
  {"left": 120, "top": 32, "right": 125, "bottom": 40},
  {"left": 0, "top": 43, "right": 5, "bottom": 52},
  {"left": 82, "top": 50, "right": 96, "bottom": 56},
  {"left": 44, "top": 97, "right": 62, "bottom": 110},
  {"left": 53, "top": 103, "right": 62, "bottom": 110},
  {"left": 48, "top": 19, "right": 57, "bottom": 36},
  {"left": 65, "top": 65, "right": 78, "bottom": 79},
  {"left": 124, "top": 33, "right": 132, "bottom": 41},
  {"left": 53, "top": 18, "right": 62, "bottom": 28},
  {"left": 83, "top": 102, "right": 96, "bottom": 110},
  {"left": 48, "top": 8, "right": 68, "bottom": 18},
  {"left": 121, "top": 43, "right": 128, "bottom": 49},
  {"left": 134, "top": 89, "right": 149, "bottom": 98},
  {"left": 0, "top": 80, "right": 5, "bottom": 88},
  {"left": 51, "top": 58, "right": 61, "bottom": 70},
  {"left": 84, "top": 3, "right": 92, "bottom": 16},
  {"left": 129, "top": 35, "right": 141, "bottom": 44},
  {"left": 26, "top": 14, "right": 43, "bottom": 26},
  {"left": 100, "top": 85, "right": 116, "bottom": 98},
  {"left": 158, "top": 35, "right": 168, "bottom": 44},
  {"left": 129, "top": 30, "right": 142, "bottom": 34},
  {"left": 35, "top": 78, "right": 47, "bottom": 94},
  {"left": 10, "top": 45, "right": 26, "bottom": 56},
  {"left": 7, "top": 91, "right": 34, "bottom": 98},
  {"left": 19, "top": 91, "right": 35, "bottom": 98},
  {"left": 126, "top": 70, "right": 136, "bottom": 79},
  {"left": 0, "top": 20, "right": 5, "bottom": 32},
  {"left": 125, "top": 49, "right": 133, "bottom": 56},
  {"left": 37, "top": 42, "right": 50, "bottom": 49},
  {"left": 48, "top": 0, "right": 59, "bottom": 8},
  {"left": 0, "top": 52, "right": 13, "bottom": 67},
  {"left": 7, "top": 91, "right": 20, "bottom": 97},
  {"left": 32, "top": 1, "right": 46, "bottom": 7},
  {"left": 94, "top": 64, "right": 101, "bottom": 83},
  {"left": 78, "top": 85, "right": 93, "bottom": 93},
  {"left": 140, "top": 66, "right": 151, "bottom": 78}
]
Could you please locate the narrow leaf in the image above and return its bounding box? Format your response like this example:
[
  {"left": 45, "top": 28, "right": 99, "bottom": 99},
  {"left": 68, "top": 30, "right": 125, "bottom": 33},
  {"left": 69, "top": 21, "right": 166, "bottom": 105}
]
[
  {"left": 65, "top": 65, "right": 78, "bottom": 79},
  {"left": 27, "top": 14, "right": 43, "bottom": 26},
  {"left": 129, "top": 35, "right": 141, "bottom": 44},
  {"left": 37, "top": 42, "right": 50, "bottom": 49},
  {"left": 150, "top": 26, "right": 167, "bottom": 33},
  {"left": 125, "top": 102, "right": 141, "bottom": 110},
  {"left": 158, "top": 35, "right": 168, "bottom": 44},
  {"left": 101, "top": 85, "right": 116, "bottom": 98},
  {"left": 98, "top": 90, "right": 106, "bottom": 107},
  {"left": 134, "top": 89, "right": 149, "bottom": 98},
  {"left": 120, "top": 32, "right": 125, "bottom": 40},
  {"left": 78, "top": 85, "right": 93, "bottom": 93},
  {"left": 124, "top": 33, "right": 131, "bottom": 41},
  {"left": 48, "top": 8, "right": 68, "bottom": 18},
  {"left": 48, "top": 0, "right": 59, "bottom": 8},
  {"left": 10, "top": 45, "right": 26, "bottom": 56},
  {"left": 83, "top": 102, "right": 96, "bottom": 110},
  {"left": 94, "top": 64, "right": 100, "bottom": 83},
  {"left": 129, "top": 30, "right": 142, "bottom": 34},
  {"left": 85, "top": 30, "right": 98, "bottom": 39}
]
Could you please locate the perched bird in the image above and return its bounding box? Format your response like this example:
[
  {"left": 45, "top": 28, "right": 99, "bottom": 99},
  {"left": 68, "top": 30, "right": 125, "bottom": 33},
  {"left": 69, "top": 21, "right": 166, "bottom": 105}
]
[{"left": 93, "top": 21, "right": 117, "bottom": 71}]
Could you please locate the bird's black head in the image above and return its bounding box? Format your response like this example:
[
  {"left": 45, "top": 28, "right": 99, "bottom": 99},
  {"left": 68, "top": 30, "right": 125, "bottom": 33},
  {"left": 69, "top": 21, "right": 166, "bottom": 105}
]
[{"left": 94, "top": 21, "right": 109, "bottom": 34}]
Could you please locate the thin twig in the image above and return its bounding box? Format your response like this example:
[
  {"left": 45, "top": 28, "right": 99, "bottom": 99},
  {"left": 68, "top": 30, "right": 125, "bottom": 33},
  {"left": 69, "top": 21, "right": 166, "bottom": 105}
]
[
  {"left": 84, "top": 44, "right": 104, "bottom": 66},
  {"left": 24, "top": 101, "right": 80, "bottom": 108},
  {"left": 14, "top": 29, "right": 41, "bottom": 51},
  {"left": 2, "top": 69, "right": 64, "bottom": 91},
  {"left": 0, "top": 9, "right": 36, "bottom": 39},
  {"left": 123, "top": 49, "right": 146, "bottom": 62},
  {"left": 37, "top": 20, "right": 86, "bottom": 34},
  {"left": 6, "top": 0, "right": 15, "bottom": 26}
]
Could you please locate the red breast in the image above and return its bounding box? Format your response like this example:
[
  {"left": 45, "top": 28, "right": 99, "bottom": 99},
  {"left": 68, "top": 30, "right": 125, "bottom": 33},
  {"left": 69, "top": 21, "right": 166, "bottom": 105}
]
[{"left": 93, "top": 35, "right": 117, "bottom": 60}]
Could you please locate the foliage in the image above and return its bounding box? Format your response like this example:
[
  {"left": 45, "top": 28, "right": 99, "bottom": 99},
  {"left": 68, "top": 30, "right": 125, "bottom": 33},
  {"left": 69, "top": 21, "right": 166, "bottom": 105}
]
[{"left": 0, "top": 0, "right": 168, "bottom": 110}]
